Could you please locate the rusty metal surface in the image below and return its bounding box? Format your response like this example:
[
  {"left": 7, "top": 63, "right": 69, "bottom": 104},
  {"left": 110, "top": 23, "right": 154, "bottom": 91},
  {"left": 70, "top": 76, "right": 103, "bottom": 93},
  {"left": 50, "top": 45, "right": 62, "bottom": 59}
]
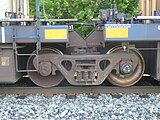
[
  {"left": 27, "top": 48, "right": 64, "bottom": 88},
  {"left": 33, "top": 52, "right": 138, "bottom": 86},
  {"left": 0, "top": 86, "right": 160, "bottom": 95},
  {"left": 67, "top": 30, "right": 87, "bottom": 48},
  {"left": 108, "top": 47, "right": 145, "bottom": 87}
]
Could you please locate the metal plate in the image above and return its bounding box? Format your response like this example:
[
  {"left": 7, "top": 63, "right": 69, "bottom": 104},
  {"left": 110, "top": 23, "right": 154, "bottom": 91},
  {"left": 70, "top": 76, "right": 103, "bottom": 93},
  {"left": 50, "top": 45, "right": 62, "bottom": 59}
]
[
  {"left": 1, "top": 57, "right": 9, "bottom": 66},
  {"left": 104, "top": 24, "right": 160, "bottom": 41},
  {"left": 40, "top": 25, "right": 68, "bottom": 42}
]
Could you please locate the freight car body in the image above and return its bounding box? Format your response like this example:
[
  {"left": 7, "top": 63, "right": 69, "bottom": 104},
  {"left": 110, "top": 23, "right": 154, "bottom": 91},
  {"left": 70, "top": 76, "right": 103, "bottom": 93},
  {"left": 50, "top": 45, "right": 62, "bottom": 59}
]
[{"left": 0, "top": 0, "right": 160, "bottom": 87}]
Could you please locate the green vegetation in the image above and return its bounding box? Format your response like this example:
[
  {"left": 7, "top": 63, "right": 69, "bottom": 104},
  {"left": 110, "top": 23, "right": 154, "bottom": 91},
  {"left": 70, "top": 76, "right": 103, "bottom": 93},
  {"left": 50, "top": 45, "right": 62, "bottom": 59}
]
[{"left": 29, "top": 0, "right": 139, "bottom": 37}]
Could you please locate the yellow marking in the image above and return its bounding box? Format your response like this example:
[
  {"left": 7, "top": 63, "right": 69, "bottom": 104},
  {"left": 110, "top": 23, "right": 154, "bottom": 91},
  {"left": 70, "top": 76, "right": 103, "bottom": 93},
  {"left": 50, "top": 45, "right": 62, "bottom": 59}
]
[
  {"left": 106, "top": 28, "right": 128, "bottom": 38},
  {"left": 45, "top": 29, "right": 67, "bottom": 40}
]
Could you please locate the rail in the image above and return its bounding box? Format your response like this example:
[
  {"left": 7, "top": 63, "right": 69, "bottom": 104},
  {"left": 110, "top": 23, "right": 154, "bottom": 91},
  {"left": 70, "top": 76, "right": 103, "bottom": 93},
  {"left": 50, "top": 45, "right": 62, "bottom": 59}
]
[{"left": 0, "top": 86, "right": 160, "bottom": 95}]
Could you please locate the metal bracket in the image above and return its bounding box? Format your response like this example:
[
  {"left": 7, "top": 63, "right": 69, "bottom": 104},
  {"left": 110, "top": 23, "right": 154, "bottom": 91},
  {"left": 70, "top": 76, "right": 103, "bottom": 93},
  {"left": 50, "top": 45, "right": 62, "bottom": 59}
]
[{"left": 121, "top": 42, "right": 129, "bottom": 52}]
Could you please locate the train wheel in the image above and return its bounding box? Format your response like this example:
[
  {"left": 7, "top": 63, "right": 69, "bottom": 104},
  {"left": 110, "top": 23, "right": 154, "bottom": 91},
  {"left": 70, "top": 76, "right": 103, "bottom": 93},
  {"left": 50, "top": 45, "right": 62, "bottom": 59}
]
[
  {"left": 107, "top": 47, "right": 145, "bottom": 87},
  {"left": 27, "top": 48, "right": 64, "bottom": 88}
]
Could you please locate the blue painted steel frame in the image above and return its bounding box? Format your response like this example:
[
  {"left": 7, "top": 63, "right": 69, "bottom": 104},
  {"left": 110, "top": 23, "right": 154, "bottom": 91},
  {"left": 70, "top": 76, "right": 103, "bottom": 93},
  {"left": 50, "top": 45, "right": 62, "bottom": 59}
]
[
  {"left": 0, "top": 25, "right": 68, "bottom": 43},
  {"left": 104, "top": 24, "right": 160, "bottom": 41}
]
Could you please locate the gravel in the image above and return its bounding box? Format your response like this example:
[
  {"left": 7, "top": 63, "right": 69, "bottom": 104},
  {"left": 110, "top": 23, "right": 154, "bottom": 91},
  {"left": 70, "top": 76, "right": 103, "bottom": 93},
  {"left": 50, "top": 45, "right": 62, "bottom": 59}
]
[{"left": 0, "top": 93, "right": 160, "bottom": 119}]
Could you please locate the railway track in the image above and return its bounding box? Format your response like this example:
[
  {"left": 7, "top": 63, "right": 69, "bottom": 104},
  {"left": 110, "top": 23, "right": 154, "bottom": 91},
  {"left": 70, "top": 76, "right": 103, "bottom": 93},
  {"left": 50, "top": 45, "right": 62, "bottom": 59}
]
[{"left": 0, "top": 86, "right": 160, "bottom": 95}]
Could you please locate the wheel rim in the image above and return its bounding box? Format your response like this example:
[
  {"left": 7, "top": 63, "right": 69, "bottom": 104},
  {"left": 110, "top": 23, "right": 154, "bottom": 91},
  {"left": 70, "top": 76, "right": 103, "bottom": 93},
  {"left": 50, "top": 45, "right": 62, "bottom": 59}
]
[
  {"left": 27, "top": 48, "right": 64, "bottom": 88},
  {"left": 107, "top": 47, "right": 145, "bottom": 87}
]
